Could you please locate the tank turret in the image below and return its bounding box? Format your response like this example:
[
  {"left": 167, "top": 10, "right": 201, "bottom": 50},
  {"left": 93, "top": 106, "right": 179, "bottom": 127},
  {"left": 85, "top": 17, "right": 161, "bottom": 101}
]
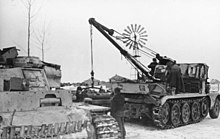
[{"left": 0, "top": 47, "right": 61, "bottom": 91}]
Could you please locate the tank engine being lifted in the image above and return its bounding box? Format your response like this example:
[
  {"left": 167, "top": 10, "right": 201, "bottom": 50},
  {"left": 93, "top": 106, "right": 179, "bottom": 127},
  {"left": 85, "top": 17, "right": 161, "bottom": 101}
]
[{"left": 88, "top": 18, "right": 220, "bottom": 129}]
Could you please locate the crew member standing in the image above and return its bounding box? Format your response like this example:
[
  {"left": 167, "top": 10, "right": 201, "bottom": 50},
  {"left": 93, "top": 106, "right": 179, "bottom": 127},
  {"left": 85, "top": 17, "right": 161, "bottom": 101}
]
[
  {"left": 166, "top": 61, "right": 185, "bottom": 94},
  {"left": 148, "top": 58, "right": 158, "bottom": 76},
  {"left": 111, "top": 87, "right": 126, "bottom": 139},
  {"left": 156, "top": 53, "right": 175, "bottom": 65},
  {"left": 76, "top": 86, "right": 82, "bottom": 102}
]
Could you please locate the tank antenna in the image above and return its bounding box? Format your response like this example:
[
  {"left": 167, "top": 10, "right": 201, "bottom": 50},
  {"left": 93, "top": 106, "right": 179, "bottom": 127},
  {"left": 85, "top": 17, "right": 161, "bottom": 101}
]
[{"left": 90, "top": 24, "right": 94, "bottom": 87}]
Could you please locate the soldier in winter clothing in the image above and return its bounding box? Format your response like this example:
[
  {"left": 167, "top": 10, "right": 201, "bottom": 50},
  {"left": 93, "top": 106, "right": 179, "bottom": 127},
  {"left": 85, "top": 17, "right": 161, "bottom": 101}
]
[
  {"left": 148, "top": 58, "right": 158, "bottom": 76},
  {"left": 166, "top": 61, "right": 185, "bottom": 94},
  {"left": 111, "top": 87, "right": 126, "bottom": 139}
]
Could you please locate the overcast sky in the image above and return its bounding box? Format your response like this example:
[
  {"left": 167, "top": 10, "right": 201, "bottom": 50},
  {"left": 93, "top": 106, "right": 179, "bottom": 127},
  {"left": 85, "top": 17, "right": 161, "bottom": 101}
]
[{"left": 0, "top": 0, "right": 220, "bottom": 82}]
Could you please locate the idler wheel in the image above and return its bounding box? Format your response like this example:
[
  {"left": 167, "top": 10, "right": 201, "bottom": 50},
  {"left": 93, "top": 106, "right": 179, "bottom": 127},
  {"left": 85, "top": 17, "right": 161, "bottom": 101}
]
[
  {"left": 209, "top": 98, "right": 220, "bottom": 119},
  {"left": 181, "top": 102, "right": 190, "bottom": 124},
  {"left": 171, "top": 103, "right": 181, "bottom": 127},
  {"left": 201, "top": 98, "right": 209, "bottom": 118},
  {"left": 191, "top": 101, "right": 200, "bottom": 122}
]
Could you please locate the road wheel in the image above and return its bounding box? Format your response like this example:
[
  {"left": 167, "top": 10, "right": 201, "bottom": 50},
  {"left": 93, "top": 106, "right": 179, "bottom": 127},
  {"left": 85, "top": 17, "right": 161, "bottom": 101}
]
[
  {"left": 201, "top": 98, "right": 209, "bottom": 118},
  {"left": 171, "top": 103, "right": 181, "bottom": 127},
  {"left": 161, "top": 102, "right": 170, "bottom": 125},
  {"left": 181, "top": 102, "right": 190, "bottom": 124},
  {"left": 209, "top": 98, "right": 220, "bottom": 119},
  {"left": 191, "top": 101, "right": 200, "bottom": 122}
]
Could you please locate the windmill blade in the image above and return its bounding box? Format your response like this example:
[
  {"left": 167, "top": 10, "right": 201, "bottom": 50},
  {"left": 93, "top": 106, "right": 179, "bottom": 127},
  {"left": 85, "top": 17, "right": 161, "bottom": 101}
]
[
  {"left": 134, "top": 24, "right": 137, "bottom": 32},
  {"left": 139, "top": 27, "right": 146, "bottom": 34},
  {"left": 140, "top": 37, "right": 147, "bottom": 41},
  {"left": 123, "top": 38, "right": 131, "bottom": 44},
  {"left": 140, "top": 30, "right": 147, "bottom": 34},
  {"left": 139, "top": 43, "right": 145, "bottom": 48},
  {"left": 124, "top": 29, "right": 131, "bottom": 35},
  {"left": 130, "top": 42, "right": 134, "bottom": 49},
  {"left": 122, "top": 35, "right": 130, "bottom": 40},
  {"left": 122, "top": 32, "right": 129, "bottom": 36},
  {"left": 127, "top": 26, "right": 132, "bottom": 33},
  {"left": 131, "top": 24, "right": 135, "bottom": 32},
  {"left": 140, "top": 30, "right": 147, "bottom": 35},
  {"left": 137, "top": 25, "right": 141, "bottom": 32},
  {"left": 139, "top": 27, "right": 145, "bottom": 33},
  {"left": 140, "top": 34, "right": 148, "bottom": 38},
  {"left": 115, "top": 36, "right": 123, "bottom": 40},
  {"left": 126, "top": 40, "right": 132, "bottom": 47},
  {"left": 122, "top": 33, "right": 130, "bottom": 38},
  {"left": 138, "top": 44, "right": 142, "bottom": 49},
  {"left": 121, "top": 36, "right": 130, "bottom": 40},
  {"left": 121, "top": 33, "right": 131, "bottom": 40},
  {"left": 140, "top": 33, "right": 147, "bottom": 37},
  {"left": 141, "top": 38, "right": 148, "bottom": 42},
  {"left": 128, "top": 42, "right": 133, "bottom": 49},
  {"left": 139, "top": 39, "right": 146, "bottom": 45}
]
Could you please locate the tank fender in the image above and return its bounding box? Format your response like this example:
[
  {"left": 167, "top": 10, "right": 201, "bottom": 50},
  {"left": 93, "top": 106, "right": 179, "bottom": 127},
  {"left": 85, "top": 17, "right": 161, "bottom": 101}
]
[
  {"left": 208, "top": 93, "right": 220, "bottom": 109},
  {"left": 160, "top": 93, "right": 208, "bottom": 106},
  {"left": 160, "top": 95, "right": 175, "bottom": 106}
]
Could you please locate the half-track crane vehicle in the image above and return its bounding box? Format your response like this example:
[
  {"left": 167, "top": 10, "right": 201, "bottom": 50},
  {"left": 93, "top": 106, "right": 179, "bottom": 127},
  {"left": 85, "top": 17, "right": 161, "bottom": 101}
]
[
  {"left": 88, "top": 18, "right": 220, "bottom": 129},
  {"left": 0, "top": 47, "right": 121, "bottom": 138}
]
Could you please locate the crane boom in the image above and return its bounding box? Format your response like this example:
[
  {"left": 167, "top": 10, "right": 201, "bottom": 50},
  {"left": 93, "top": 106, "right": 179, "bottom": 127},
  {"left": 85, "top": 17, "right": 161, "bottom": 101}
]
[{"left": 88, "top": 18, "right": 158, "bottom": 81}]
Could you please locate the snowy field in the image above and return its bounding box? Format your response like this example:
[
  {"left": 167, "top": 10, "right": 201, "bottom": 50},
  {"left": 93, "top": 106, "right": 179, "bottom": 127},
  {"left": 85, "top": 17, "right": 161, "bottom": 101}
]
[{"left": 125, "top": 115, "right": 220, "bottom": 139}]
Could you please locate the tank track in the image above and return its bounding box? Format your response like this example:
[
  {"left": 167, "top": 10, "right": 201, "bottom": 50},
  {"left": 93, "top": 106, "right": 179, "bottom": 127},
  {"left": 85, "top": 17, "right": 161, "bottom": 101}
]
[
  {"left": 92, "top": 114, "right": 121, "bottom": 139},
  {"left": 152, "top": 96, "right": 209, "bottom": 129}
]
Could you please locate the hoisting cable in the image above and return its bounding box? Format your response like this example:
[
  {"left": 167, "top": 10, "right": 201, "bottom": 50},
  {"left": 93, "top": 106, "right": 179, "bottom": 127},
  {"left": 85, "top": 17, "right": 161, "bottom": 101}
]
[
  {"left": 142, "top": 45, "right": 157, "bottom": 55},
  {"left": 137, "top": 47, "right": 155, "bottom": 58},
  {"left": 90, "top": 24, "right": 94, "bottom": 87}
]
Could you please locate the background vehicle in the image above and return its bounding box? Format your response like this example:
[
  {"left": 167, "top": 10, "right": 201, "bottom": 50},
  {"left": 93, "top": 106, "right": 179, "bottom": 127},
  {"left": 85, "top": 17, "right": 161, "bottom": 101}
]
[
  {"left": 0, "top": 47, "right": 121, "bottom": 138},
  {"left": 88, "top": 18, "right": 220, "bottom": 129},
  {"left": 75, "top": 86, "right": 112, "bottom": 107}
]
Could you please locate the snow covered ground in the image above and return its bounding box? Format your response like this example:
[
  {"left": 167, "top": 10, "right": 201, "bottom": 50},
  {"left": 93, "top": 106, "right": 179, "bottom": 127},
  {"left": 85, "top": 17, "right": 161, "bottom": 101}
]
[{"left": 125, "top": 115, "right": 220, "bottom": 139}]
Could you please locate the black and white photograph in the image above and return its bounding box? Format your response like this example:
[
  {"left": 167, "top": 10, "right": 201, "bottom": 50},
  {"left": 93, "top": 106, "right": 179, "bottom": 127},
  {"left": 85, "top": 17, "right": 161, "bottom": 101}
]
[{"left": 0, "top": 0, "right": 220, "bottom": 138}]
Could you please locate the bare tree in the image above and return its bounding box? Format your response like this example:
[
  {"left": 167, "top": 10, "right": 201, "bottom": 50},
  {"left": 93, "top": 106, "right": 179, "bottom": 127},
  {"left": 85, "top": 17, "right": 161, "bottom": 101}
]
[
  {"left": 32, "top": 20, "right": 51, "bottom": 61},
  {"left": 20, "top": 0, "right": 44, "bottom": 57}
]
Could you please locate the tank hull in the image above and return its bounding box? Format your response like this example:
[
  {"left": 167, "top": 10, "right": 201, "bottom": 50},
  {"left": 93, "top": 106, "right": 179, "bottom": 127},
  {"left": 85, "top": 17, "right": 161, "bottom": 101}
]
[
  {"left": 0, "top": 91, "right": 121, "bottom": 139},
  {"left": 0, "top": 105, "right": 92, "bottom": 138}
]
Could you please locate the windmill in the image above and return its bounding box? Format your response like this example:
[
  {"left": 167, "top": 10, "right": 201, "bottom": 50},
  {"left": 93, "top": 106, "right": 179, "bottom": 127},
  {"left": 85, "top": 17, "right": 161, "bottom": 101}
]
[{"left": 121, "top": 24, "right": 148, "bottom": 79}]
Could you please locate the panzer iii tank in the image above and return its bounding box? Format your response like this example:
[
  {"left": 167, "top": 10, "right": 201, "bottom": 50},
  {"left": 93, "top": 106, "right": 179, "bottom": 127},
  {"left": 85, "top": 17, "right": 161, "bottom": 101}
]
[
  {"left": 88, "top": 18, "right": 220, "bottom": 129},
  {"left": 0, "top": 47, "right": 121, "bottom": 138}
]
